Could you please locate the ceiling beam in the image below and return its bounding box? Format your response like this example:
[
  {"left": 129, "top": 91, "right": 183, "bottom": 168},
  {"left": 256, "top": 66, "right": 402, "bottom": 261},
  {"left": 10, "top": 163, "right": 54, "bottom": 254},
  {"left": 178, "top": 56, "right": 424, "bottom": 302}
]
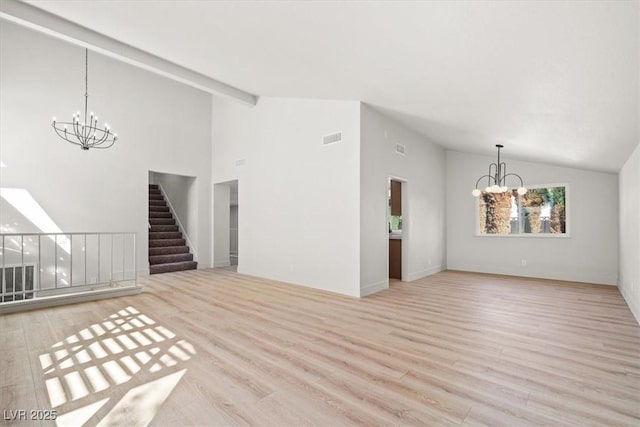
[{"left": 0, "top": 0, "right": 258, "bottom": 105}]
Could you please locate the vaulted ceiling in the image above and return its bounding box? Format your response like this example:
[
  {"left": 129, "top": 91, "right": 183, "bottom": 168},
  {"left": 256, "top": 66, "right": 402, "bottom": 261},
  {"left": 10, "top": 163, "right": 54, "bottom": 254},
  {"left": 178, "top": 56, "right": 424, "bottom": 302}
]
[{"left": 25, "top": 0, "right": 640, "bottom": 172}]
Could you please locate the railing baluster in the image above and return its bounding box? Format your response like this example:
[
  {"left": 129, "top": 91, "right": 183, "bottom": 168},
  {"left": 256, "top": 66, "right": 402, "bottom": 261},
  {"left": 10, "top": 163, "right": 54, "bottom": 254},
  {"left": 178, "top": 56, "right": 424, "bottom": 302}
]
[
  {"left": 21, "top": 235, "right": 24, "bottom": 300},
  {"left": 133, "top": 234, "right": 137, "bottom": 285},
  {"left": 69, "top": 234, "right": 73, "bottom": 287},
  {"left": 110, "top": 234, "right": 114, "bottom": 284},
  {"left": 98, "top": 234, "right": 101, "bottom": 284},
  {"left": 122, "top": 233, "right": 125, "bottom": 280},
  {"left": 2, "top": 235, "right": 5, "bottom": 303},
  {"left": 84, "top": 234, "right": 87, "bottom": 287},
  {"left": 38, "top": 235, "right": 41, "bottom": 293},
  {"left": 54, "top": 234, "right": 58, "bottom": 289}
]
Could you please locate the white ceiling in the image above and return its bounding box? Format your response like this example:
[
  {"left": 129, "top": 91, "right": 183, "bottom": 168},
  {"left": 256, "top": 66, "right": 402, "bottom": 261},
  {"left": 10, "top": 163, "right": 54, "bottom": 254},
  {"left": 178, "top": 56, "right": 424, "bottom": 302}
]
[{"left": 27, "top": 0, "right": 639, "bottom": 172}]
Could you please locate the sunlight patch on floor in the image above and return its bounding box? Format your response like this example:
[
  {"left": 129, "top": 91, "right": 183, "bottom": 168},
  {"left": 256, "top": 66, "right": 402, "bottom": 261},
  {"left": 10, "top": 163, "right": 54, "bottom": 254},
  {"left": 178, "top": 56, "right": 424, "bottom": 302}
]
[{"left": 37, "top": 305, "right": 196, "bottom": 426}]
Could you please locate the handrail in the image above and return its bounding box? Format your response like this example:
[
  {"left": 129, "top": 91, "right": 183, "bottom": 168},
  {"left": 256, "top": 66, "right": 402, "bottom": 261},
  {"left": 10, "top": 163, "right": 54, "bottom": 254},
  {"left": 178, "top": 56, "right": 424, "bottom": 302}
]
[
  {"left": 156, "top": 184, "right": 198, "bottom": 261},
  {"left": 1, "top": 232, "right": 136, "bottom": 236}
]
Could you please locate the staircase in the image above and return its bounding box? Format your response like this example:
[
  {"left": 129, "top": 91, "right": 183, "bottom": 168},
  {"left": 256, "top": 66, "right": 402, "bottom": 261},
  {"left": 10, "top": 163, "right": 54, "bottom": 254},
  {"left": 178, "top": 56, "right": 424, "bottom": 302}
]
[{"left": 148, "top": 184, "right": 197, "bottom": 274}]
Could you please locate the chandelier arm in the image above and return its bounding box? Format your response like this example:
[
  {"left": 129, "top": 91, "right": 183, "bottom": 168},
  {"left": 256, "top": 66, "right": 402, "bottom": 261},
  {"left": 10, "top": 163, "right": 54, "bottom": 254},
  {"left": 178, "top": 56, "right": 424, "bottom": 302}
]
[
  {"left": 94, "top": 132, "right": 109, "bottom": 145},
  {"left": 91, "top": 140, "right": 116, "bottom": 149},
  {"left": 52, "top": 127, "right": 83, "bottom": 146},
  {"left": 488, "top": 163, "right": 498, "bottom": 188},
  {"left": 503, "top": 173, "right": 524, "bottom": 188},
  {"left": 73, "top": 119, "right": 82, "bottom": 141},
  {"left": 499, "top": 162, "right": 507, "bottom": 185},
  {"left": 475, "top": 174, "right": 495, "bottom": 189},
  {"left": 89, "top": 134, "right": 111, "bottom": 148}
]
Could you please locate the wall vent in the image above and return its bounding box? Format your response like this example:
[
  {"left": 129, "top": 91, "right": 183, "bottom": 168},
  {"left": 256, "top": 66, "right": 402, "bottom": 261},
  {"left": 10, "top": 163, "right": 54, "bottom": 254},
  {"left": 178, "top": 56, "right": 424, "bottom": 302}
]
[
  {"left": 323, "top": 132, "right": 342, "bottom": 145},
  {"left": 396, "top": 143, "right": 406, "bottom": 155}
]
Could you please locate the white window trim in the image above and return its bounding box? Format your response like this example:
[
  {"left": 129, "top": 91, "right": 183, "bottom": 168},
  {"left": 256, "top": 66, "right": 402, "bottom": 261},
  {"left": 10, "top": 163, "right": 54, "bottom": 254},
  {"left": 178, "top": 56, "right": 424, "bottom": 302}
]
[{"left": 475, "top": 182, "right": 570, "bottom": 238}]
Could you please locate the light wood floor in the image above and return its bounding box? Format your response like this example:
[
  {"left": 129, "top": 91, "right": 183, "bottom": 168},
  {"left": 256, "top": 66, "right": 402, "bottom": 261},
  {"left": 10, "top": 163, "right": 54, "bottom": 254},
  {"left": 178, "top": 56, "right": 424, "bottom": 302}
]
[{"left": 1, "top": 269, "right": 639, "bottom": 426}]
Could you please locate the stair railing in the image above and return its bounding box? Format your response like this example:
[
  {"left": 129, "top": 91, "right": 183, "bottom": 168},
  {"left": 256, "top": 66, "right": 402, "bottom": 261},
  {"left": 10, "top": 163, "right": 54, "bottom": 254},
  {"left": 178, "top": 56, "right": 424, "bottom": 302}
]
[
  {"left": 156, "top": 184, "right": 198, "bottom": 261},
  {"left": 0, "top": 232, "right": 139, "bottom": 311}
]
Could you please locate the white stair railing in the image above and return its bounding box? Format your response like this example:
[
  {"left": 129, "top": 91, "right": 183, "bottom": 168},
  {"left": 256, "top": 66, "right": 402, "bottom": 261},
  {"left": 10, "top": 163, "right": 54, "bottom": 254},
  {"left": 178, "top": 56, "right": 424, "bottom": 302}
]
[{"left": 0, "top": 232, "right": 140, "bottom": 313}]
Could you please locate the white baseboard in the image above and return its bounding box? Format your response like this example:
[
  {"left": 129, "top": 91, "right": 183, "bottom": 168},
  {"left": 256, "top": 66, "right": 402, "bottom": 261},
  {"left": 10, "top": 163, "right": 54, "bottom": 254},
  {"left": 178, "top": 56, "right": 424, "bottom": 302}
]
[
  {"left": 360, "top": 280, "right": 389, "bottom": 297},
  {"left": 214, "top": 260, "right": 231, "bottom": 268},
  {"left": 406, "top": 265, "right": 445, "bottom": 282},
  {"left": 619, "top": 282, "right": 640, "bottom": 326},
  {"left": 0, "top": 285, "right": 143, "bottom": 314},
  {"left": 447, "top": 263, "right": 617, "bottom": 286}
]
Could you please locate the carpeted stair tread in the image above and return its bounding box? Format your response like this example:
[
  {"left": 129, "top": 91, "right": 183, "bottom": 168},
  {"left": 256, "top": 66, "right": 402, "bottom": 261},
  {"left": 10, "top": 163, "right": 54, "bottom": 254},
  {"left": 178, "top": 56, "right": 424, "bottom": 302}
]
[
  {"left": 149, "top": 211, "right": 172, "bottom": 218},
  {"left": 149, "top": 253, "right": 193, "bottom": 265},
  {"left": 150, "top": 261, "right": 197, "bottom": 274},
  {"left": 149, "top": 246, "right": 189, "bottom": 256},
  {"left": 149, "top": 218, "right": 175, "bottom": 226},
  {"left": 149, "top": 206, "right": 170, "bottom": 212},
  {"left": 149, "top": 238, "right": 185, "bottom": 247},
  {"left": 148, "top": 186, "right": 196, "bottom": 275},
  {"left": 149, "top": 231, "right": 183, "bottom": 240},
  {"left": 150, "top": 225, "right": 179, "bottom": 232}
]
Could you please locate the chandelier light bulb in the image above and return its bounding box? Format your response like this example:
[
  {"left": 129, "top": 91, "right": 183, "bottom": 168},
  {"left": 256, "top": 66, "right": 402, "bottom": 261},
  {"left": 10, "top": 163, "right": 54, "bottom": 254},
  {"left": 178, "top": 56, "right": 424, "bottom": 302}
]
[
  {"left": 500, "top": 186, "right": 508, "bottom": 193},
  {"left": 517, "top": 187, "right": 527, "bottom": 195},
  {"left": 472, "top": 189, "right": 481, "bottom": 197},
  {"left": 52, "top": 117, "right": 56, "bottom": 122}
]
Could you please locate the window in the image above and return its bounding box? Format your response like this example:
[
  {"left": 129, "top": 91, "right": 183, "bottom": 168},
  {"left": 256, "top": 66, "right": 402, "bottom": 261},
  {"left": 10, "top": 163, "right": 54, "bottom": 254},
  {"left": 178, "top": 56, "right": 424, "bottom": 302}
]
[
  {"left": 477, "top": 185, "right": 567, "bottom": 236},
  {"left": 1, "top": 264, "right": 35, "bottom": 302}
]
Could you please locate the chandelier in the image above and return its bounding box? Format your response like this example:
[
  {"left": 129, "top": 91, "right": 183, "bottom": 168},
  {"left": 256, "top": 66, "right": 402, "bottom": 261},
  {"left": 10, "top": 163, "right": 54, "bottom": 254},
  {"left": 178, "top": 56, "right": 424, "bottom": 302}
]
[
  {"left": 51, "top": 48, "right": 117, "bottom": 150},
  {"left": 471, "top": 145, "right": 526, "bottom": 197}
]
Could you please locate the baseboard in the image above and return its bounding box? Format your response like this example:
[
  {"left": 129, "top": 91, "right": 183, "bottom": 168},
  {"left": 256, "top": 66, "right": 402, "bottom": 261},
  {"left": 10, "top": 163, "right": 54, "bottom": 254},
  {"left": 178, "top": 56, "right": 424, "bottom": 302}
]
[
  {"left": 0, "top": 285, "right": 143, "bottom": 314},
  {"left": 406, "top": 265, "right": 445, "bottom": 282},
  {"left": 360, "top": 280, "right": 389, "bottom": 297},
  {"left": 447, "top": 263, "right": 617, "bottom": 286},
  {"left": 619, "top": 283, "right": 640, "bottom": 326},
  {"left": 214, "top": 260, "right": 231, "bottom": 268}
]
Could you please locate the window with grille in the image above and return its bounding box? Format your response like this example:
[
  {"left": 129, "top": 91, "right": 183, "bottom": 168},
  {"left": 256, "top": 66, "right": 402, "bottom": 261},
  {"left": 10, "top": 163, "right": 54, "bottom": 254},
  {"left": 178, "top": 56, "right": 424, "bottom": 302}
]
[{"left": 1, "top": 265, "right": 35, "bottom": 302}]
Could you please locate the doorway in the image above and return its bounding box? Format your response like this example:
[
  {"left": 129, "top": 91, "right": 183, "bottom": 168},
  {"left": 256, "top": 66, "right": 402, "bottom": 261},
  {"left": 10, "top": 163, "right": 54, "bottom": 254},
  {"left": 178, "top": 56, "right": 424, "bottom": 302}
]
[
  {"left": 388, "top": 178, "right": 403, "bottom": 280},
  {"left": 213, "top": 179, "right": 239, "bottom": 270}
]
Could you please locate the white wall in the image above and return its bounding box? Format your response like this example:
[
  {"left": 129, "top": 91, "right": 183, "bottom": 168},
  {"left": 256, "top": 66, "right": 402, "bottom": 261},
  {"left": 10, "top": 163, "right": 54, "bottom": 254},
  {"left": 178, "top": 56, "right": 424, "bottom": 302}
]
[
  {"left": 0, "top": 22, "right": 213, "bottom": 274},
  {"left": 149, "top": 171, "right": 198, "bottom": 257},
  {"left": 212, "top": 97, "right": 361, "bottom": 297},
  {"left": 619, "top": 143, "right": 640, "bottom": 324},
  {"left": 446, "top": 150, "right": 618, "bottom": 285},
  {"left": 360, "top": 105, "right": 446, "bottom": 296}
]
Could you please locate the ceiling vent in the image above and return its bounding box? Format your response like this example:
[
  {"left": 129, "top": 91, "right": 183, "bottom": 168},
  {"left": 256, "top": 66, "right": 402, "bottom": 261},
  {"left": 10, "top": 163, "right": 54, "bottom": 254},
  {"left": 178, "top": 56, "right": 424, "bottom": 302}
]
[
  {"left": 395, "top": 143, "right": 406, "bottom": 155},
  {"left": 323, "top": 132, "right": 342, "bottom": 145},
  {"left": 235, "top": 159, "right": 246, "bottom": 166}
]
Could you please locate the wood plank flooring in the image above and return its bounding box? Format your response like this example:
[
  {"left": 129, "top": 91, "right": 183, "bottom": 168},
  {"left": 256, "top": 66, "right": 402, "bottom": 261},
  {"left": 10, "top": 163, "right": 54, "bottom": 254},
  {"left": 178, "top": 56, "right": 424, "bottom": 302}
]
[{"left": 0, "top": 269, "right": 638, "bottom": 426}]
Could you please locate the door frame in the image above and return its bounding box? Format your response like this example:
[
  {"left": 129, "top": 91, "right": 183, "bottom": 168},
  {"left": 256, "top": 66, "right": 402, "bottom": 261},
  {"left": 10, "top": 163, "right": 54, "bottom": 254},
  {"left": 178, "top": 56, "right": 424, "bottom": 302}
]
[{"left": 387, "top": 175, "right": 409, "bottom": 282}]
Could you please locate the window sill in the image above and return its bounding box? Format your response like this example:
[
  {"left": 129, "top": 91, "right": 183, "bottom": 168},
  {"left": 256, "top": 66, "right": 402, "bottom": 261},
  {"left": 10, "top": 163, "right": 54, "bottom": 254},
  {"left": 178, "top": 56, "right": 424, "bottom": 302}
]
[{"left": 475, "top": 233, "right": 571, "bottom": 238}]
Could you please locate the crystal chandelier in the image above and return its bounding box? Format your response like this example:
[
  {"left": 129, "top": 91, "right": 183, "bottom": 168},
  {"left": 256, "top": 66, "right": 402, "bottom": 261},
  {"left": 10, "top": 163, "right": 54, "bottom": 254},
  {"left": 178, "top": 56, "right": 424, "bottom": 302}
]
[
  {"left": 51, "top": 48, "right": 117, "bottom": 150},
  {"left": 472, "top": 145, "right": 526, "bottom": 197}
]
